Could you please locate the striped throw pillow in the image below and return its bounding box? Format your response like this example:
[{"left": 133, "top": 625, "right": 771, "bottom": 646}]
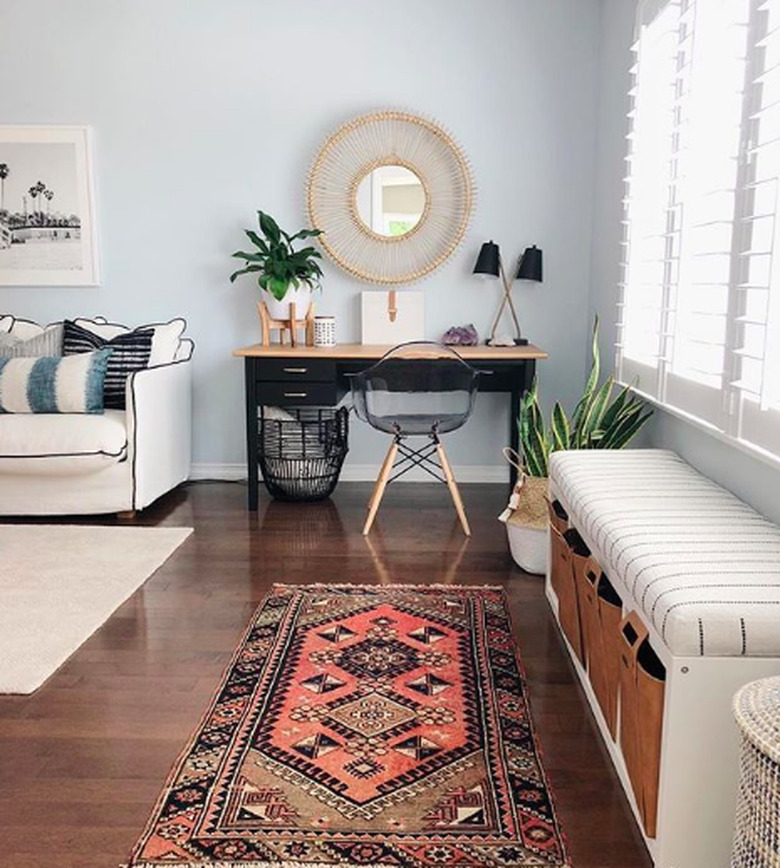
[
  {"left": 63, "top": 320, "right": 153, "bottom": 410},
  {"left": 0, "top": 350, "right": 113, "bottom": 414}
]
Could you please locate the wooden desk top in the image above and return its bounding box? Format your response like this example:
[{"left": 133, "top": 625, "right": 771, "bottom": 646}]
[{"left": 233, "top": 342, "right": 548, "bottom": 360}]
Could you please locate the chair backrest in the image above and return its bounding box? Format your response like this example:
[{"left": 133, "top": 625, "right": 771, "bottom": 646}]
[{"left": 351, "top": 341, "right": 479, "bottom": 436}]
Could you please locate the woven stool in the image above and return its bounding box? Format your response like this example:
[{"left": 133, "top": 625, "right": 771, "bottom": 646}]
[{"left": 732, "top": 677, "right": 780, "bottom": 867}]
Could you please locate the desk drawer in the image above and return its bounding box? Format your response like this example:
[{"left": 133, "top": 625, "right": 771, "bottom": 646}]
[
  {"left": 256, "top": 359, "right": 335, "bottom": 383},
  {"left": 256, "top": 381, "right": 339, "bottom": 407}
]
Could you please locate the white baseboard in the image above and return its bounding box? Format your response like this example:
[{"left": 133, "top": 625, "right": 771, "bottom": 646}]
[
  {"left": 189, "top": 463, "right": 247, "bottom": 481},
  {"left": 189, "top": 463, "right": 508, "bottom": 484}
]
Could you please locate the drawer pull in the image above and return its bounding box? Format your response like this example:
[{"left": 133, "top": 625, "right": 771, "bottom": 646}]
[
  {"left": 283, "top": 367, "right": 309, "bottom": 374},
  {"left": 284, "top": 391, "right": 308, "bottom": 398}
]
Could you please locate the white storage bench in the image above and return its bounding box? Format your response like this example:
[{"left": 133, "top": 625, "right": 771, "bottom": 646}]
[{"left": 546, "top": 450, "right": 780, "bottom": 868}]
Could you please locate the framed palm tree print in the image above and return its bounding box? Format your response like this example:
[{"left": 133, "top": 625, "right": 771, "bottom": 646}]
[{"left": 0, "top": 126, "right": 99, "bottom": 286}]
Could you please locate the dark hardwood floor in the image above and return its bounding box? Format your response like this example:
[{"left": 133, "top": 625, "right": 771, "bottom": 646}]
[{"left": 0, "top": 482, "right": 652, "bottom": 868}]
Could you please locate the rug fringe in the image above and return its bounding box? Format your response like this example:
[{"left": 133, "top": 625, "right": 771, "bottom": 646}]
[
  {"left": 272, "top": 582, "right": 504, "bottom": 591},
  {"left": 123, "top": 863, "right": 434, "bottom": 868}
]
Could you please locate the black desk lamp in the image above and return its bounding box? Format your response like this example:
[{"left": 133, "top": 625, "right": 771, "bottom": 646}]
[{"left": 473, "top": 241, "right": 543, "bottom": 346}]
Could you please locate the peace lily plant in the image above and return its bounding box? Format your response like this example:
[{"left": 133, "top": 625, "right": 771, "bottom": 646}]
[
  {"left": 519, "top": 318, "right": 653, "bottom": 477},
  {"left": 230, "top": 211, "right": 324, "bottom": 318}
]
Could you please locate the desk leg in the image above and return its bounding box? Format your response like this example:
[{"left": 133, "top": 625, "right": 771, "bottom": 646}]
[
  {"left": 245, "top": 358, "right": 259, "bottom": 511},
  {"left": 509, "top": 359, "right": 536, "bottom": 489}
]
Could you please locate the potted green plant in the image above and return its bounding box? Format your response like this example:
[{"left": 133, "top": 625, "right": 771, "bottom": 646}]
[
  {"left": 230, "top": 211, "right": 324, "bottom": 319},
  {"left": 503, "top": 318, "right": 654, "bottom": 572}
]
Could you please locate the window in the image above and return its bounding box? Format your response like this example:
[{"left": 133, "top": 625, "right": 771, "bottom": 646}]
[{"left": 617, "top": 0, "right": 780, "bottom": 461}]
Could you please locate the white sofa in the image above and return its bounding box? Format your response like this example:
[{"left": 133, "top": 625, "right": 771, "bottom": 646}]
[{"left": 0, "top": 316, "right": 193, "bottom": 515}]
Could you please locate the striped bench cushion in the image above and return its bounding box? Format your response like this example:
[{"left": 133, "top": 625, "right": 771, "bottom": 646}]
[{"left": 548, "top": 450, "right": 780, "bottom": 657}]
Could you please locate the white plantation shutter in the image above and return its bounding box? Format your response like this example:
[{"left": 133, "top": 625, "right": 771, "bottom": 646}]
[
  {"left": 734, "top": 0, "right": 780, "bottom": 454},
  {"left": 618, "top": 0, "right": 780, "bottom": 461}
]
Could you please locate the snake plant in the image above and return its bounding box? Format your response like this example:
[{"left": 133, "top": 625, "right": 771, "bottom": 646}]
[{"left": 518, "top": 318, "right": 653, "bottom": 477}]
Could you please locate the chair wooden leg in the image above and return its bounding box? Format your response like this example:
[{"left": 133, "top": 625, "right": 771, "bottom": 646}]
[
  {"left": 436, "top": 443, "right": 471, "bottom": 537},
  {"left": 363, "top": 441, "right": 398, "bottom": 536}
]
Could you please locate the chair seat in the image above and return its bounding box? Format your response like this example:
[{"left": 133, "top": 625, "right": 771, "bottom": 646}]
[
  {"left": 369, "top": 413, "right": 468, "bottom": 436},
  {"left": 0, "top": 410, "right": 128, "bottom": 475}
]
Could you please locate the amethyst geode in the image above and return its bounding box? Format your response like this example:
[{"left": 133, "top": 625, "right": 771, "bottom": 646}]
[{"left": 442, "top": 323, "right": 478, "bottom": 346}]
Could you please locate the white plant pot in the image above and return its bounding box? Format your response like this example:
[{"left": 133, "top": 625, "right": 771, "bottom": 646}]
[
  {"left": 262, "top": 285, "right": 313, "bottom": 320},
  {"left": 506, "top": 523, "right": 548, "bottom": 575}
]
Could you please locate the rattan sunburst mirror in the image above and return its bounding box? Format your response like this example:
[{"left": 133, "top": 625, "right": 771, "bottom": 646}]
[{"left": 307, "top": 111, "right": 474, "bottom": 285}]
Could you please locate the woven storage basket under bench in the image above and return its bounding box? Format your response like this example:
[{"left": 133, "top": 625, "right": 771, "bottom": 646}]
[{"left": 546, "top": 450, "right": 780, "bottom": 868}]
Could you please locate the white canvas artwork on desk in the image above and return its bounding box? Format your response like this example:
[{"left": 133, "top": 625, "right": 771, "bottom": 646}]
[{"left": 361, "top": 290, "right": 425, "bottom": 344}]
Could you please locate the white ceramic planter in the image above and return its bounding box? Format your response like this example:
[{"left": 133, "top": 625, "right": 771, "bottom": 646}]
[{"left": 262, "top": 285, "right": 313, "bottom": 319}]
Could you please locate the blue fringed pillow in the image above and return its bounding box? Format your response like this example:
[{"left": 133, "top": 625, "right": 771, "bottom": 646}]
[{"left": 0, "top": 349, "right": 113, "bottom": 414}]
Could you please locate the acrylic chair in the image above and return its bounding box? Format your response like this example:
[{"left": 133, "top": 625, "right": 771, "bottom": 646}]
[{"left": 351, "top": 341, "right": 480, "bottom": 536}]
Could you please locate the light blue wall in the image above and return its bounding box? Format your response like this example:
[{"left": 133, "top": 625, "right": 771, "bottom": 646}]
[
  {"left": 0, "top": 0, "right": 602, "bottom": 476},
  {"left": 591, "top": 0, "right": 780, "bottom": 524}
]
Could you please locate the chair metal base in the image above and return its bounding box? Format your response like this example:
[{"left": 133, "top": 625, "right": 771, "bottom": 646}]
[{"left": 362, "top": 434, "right": 471, "bottom": 537}]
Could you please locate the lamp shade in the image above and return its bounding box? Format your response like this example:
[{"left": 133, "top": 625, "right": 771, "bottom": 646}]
[
  {"left": 516, "top": 245, "right": 543, "bottom": 282},
  {"left": 473, "top": 241, "right": 501, "bottom": 277}
]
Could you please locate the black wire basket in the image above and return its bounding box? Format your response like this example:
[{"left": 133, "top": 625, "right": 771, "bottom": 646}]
[{"left": 259, "top": 407, "right": 349, "bottom": 502}]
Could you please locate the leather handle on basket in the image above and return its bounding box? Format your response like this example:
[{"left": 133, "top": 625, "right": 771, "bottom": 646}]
[
  {"left": 619, "top": 611, "right": 649, "bottom": 664},
  {"left": 584, "top": 556, "right": 601, "bottom": 589},
  {"left": 543, "top": 494, "right": 558, "bottom": 525}
]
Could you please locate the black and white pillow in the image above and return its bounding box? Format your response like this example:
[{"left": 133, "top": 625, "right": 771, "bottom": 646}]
[{"left": 63, "top": 320, "right": 153, "bottom": 409}]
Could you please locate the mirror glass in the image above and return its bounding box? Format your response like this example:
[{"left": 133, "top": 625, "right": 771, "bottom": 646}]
[{"left": 355, "top": 165, "right": 426, "bottom": 237}]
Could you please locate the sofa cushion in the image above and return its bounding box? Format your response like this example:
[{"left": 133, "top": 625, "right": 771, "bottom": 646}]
[
  {"left": 0, "top": 410, "right": 127, "bottom": 475},
  {"left": 63, "top": 321, "right": 152, "bottom": 410},
  {"left": 0, "top": 350, "right": 113, "bottom": 414}
]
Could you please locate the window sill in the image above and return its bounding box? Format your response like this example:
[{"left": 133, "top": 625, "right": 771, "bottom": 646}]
[{"left": 616, "top": 381, "right": 780, "bottom": 474}]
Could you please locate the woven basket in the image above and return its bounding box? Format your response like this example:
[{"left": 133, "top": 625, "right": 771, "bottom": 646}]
[
  {"left": 500, "top": 453, "right": 548, "bottom": 573},
  {"left": 506, "top": 476, "right": 549, "bottom": 531},
  {"left": 732, "top": 677, "right": 780, "bottom": 867}
]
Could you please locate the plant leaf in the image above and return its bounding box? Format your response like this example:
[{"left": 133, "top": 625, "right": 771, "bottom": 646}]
[
  {"left": 229, "top": 265, "right": 262, "bottom": 283},
  {"left": 599, "top": 381, "right": 634, "bottom": 432},
  {"left": 550, "top": 401, "right": 571, "bottom": 452},
  {"left": 244, "top": 230, "right": 269, "bottom": 253},
  {"left": 287, "top": 228, "right": 323, "bottom": 242},
  {"left": 600, "top": 408, "right": 654, "bottom": 450},
  {"left": 231, "top": 250, "right": 265, "bottom": 262},
  {"left": 267, "top": 275, "right": 290, "bottom": 300},
  {"left": 579, "top": 375, "right": 614, "bottom": 447},
  {"left": 572, "top": 316, "right": 601, "bottom": 446},
  {"left": 258, "top": 211, "right": 281, "bottom": 245},
  {"left": 517, "top": 379, "right": 549, "bottom": 476}
]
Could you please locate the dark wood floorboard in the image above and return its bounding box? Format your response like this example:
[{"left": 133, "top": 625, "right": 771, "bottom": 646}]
[{"left": 0, "top": 482, "right": 652, "bottom": 868}]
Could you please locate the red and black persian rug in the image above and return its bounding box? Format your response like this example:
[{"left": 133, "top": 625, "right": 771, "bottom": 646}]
[{"left": 125, "top": 585, "right": 569, "bottom": 868}]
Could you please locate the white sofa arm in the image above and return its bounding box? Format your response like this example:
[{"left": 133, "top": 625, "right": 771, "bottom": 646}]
[{"left": 126, "top": 358, "right": 192, "bottom": 510}]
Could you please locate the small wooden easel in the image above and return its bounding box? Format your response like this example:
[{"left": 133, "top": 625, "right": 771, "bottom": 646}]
[{"left": 257, "top": 301, "right": 315, "bottom": 347}]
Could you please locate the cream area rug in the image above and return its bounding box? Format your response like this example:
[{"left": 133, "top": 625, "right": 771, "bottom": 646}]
[{"left": 0, "top": 524, "right": 192, "bottom": 694}]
